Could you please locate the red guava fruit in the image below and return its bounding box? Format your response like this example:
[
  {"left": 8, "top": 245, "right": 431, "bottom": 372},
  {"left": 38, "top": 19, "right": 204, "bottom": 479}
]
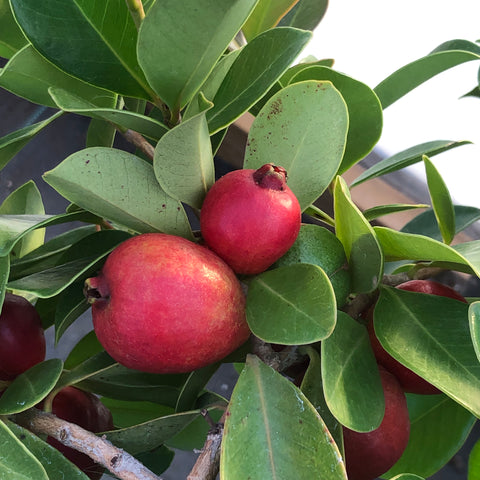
[
  {"left": 85, "top": 233, "right": 249, "bottom": 374},
  {"left": 200, "top": 163, "right": 301, "bottom": 275},
  {"left": 48, "top": 386, "right": 114, "bottom": 480},
  {"left": 0, "top": 293, "right": 46, "bottom": 380},
  {"left": 367, "top": 279, "right": 467, "bottom": 394},
  {"left": 343, "top": 366, "right": 410, "bottom": 480}
]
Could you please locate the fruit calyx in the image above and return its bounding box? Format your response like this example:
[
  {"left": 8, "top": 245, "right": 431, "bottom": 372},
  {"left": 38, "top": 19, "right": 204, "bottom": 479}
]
[
  {"left": 84, "top": 276, "right": 109, "bottom": 304},
  {"left": 252, "top": 163, "right": 288, "bottom": 191}
]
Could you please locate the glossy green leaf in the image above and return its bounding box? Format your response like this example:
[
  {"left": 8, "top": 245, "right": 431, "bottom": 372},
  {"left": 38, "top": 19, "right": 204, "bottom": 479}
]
[
  {"left": 351, "top": 140, "right": 471, "bottom": 187},
  {"left": 137, "top": 0, "right": 258, "bottom": 113},
  {"left": 245, "top": 81, "right": 348, "bottom": 210},
  {"left": 0, "top": 359, "right": 63, "bottom": 414},
  {"left": 299, "top": 346, "right": 343, "bottom": 451},
  {"left": 154, "top": 111, "right": 214, "bottom": 210},
  {"left": 0, "top": 420, "right": 48, "bottom": 480},
  {"left": 469, "top": 437, "right": 480, "bottom": 480},
  {"left": 43, "top": 147, "right": 193, "bottom": 238},
  {"left": 334, "top": 176, "right": 383, "bottom": 293},
  {"left": 390, "top": 475, "right": 424, "bottom": 480},
  {"left": 0, "top": 255, "right": 9, "bottom": 307},
  {"left": 220, "top": 355, "right": 347, "bottom": 480},
  {"left": 49, "top": 87, "right": 167, "bottom": 141},
  {"left": 0, "top": 110, "right": 63, "bottom": 172},
  {"left": 375, "top": 287, "right": 480, "bottom": 417},
  {"left": 278, "top": 0, "right": 328, "bottom": 31},
  {"left": 246, "top": 263, "right": 337, "bottom": 344},
  {"left": 423, "top": 156, "right": 455, "bottom": 244},
  {"left": 363, "top": 203, "right": 429, "bottom": 222},
  {"left": 86, "top": 117, "right": 116, "bottom": 148},
  {"left": 469, "top": 302, "right": 480, "bottom": 363},
  {"left": 0, "top": 181, "right": 45, "bottom": 259},
  {"left": 8, "top": 230, "right": 130, "bottom": 298},
  {"left": 242, "top": 0, "right": 299, "bottom": 40},
  {"left": 274, "top": 224, "right": 351, "bottom": 307},
  {"left": 385, "top": 394, "right": 476, "bottom": 478},
  {"left": 175, "top": 364, "right": 219, "bottom": 412},
  {"left": 290, "top": 66, "right": 383, "bottom": 173},
  {"left": 64, "top": 331, "right": 104, "bottom": 370},
  {"left": 136, "top": 445, "right": 175, "bottom": 476},
  {"left": 0, "top": 0, "right": 27, "bottom": 58},
  {"left": 375, "top": 39, "right": 480, "bottom": 109},
  {"left": 207, "top": 27, "right": 312, "bottom": 134},
  {"left": 6, "top": 420, "right": 90, "bottom": 480},
  {"left": 0, "top": 45, "right": 116, "bottom": 108},
  {"left": 322, "top": 311, "right": 384, "bottom": 432},
  {"left": 280, "top": 59, "right": 336, "bottom": 87},
  {"left": 10, "top": 0, "right": 152, "bottom": 98},
  {"left": 401, "top": 205, "right": 480, "bottom": 241}
]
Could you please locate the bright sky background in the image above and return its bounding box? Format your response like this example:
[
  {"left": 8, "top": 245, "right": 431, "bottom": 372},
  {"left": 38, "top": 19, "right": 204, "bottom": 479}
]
[{"left": 301, "top": 0, "right": 480, "bottom": 208}]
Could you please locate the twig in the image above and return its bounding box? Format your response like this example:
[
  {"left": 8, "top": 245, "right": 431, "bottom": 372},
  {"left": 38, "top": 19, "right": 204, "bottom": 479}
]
[
  {"left": 13, "top": 408, "right": 162, "bottom": 480},
  {"left": 125, "top": 0, "right": 145, "bottom": 29},
  {"left": 251, "top": 336, "right": 303, "bottom": 372},
  {"left": 122, "top": 129, "right": 155, "bottom": 161}
]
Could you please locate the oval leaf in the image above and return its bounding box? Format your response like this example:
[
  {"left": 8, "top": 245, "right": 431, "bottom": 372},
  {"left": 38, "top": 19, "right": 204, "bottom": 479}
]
[
  {"left": 245, "top": 81, "right": 348, "bottom": 210},
  {"left": 470, "top": 438, "right": 480, "bottom": 480},
  {"left": 246, "top": 263, "right": 337, "bottom": 345},
  {"left": 469, "top": 301, "right": 480, "bottom": 364},
  {"left": 0, "top": 1, "right": 27, "bottom": 58},
  {"left": 220, "top": 355, "right": 347, "bottom": 480},
  {"left": 278, "top": 0, "right": 328, "bottom": 31}
]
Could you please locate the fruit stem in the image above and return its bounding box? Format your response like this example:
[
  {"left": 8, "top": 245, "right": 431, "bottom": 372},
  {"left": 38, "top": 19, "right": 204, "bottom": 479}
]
[{"left": 83, "top": 276, "right": 109, "bottom": 304}]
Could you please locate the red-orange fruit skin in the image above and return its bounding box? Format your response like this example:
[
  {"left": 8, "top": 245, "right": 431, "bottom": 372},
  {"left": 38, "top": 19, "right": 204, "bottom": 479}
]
[
  {"left": 87, "top": 233, "right": 249, "bottom": 374},
  {"left": 48, "top": 386, "right": 114, "bottom": 480},
  {"left": 0, "top": 293, "right": 46, "bottom": 380},
  {"left": 343, "top": 367, "right": 410, "bottom": 480},
  {"left": 200, "top": 167, "right": 301, "bottom": 275},
  {"left": 367, "top": 280, "right": 467, "bottom": 394}
]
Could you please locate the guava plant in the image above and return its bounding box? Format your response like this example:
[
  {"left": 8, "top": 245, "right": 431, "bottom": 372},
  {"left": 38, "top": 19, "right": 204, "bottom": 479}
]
[{"left": 1, "top": 1, "right": 480, "bottom": 479}]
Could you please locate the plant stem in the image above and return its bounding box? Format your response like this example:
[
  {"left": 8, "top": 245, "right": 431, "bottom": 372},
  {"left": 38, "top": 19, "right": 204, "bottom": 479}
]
[
  {"left": 122, "top": 129, "right": 155, "bottom": 161},
  {"left": 125, "top": 0, "right": 145, "bottom": 30},
  {"left": 13, "top": 408, "right": 162, "bottom": 480}
]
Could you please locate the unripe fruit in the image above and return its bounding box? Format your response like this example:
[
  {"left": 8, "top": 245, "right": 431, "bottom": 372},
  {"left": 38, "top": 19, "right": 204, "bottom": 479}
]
[
  {"left": 343, "top": 366, "right": 410, "bottom": 480},
  {"left": 85, "top": 233, "right": 249, "bottom": 374},
  {"left": 0, "top": 293, "right": 46, "bottom": 380},
  {"left": 200, "top": 164, "right": 301, "bottom": 275},
  {"left": 48, "top": 386, "right": 114, "bottom": 480},
  {"left": 367, "top": 280, "right": 467, "bottom": 394}
]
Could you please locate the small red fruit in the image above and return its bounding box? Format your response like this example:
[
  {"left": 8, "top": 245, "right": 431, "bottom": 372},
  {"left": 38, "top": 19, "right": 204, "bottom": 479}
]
[
  {"left": 85, "top": 233, "right": 249, "bottom": 374},
  {"left": 0, "top": 293, "right": 46, "bottom": 380},
  {"left": 200, "top": 164, "right": 301, "bottom": 275},
  {"left": 48, "top": 386, "right": 114, "bottom": 480},
  {"left": 343, "top": 366, "right": 410, "bottom": 480},
  {"left": 367, "top": 279, "right": 467, "bottom": 394}
]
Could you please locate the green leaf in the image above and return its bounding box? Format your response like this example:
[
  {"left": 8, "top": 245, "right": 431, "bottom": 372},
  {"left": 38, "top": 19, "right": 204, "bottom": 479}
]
[
  {"left": 0, "top": 359, "right": 63, "bottom": 414},
  {"left": 0, "top": 255, "right": 9, "bottom": 307},
  {"left": 244, "top": 81, "right": 348, "bottom": 210},
  {"left": 274, "top": 224, "right": 351, "bottom": 307},
  {"left": 7, "top": 230, "right": 131, "bottom": 298},
  {"left": 0, "top": 181, "right": 45, "bottom": 259},
  {"left": 350, "top": 140, "right": 471, "bottom": 187},
  {"left": 0, "top": 0, "right": 27, "bottom": 58},
  {"left": 48, "top": 87, "right": 167, "bottom": 141},
  {"left": 6, "top": 420, "right": 90, "bottom": 480},
  {"left": 0, "top": 111, "right": 63, "bottom": 172},
  {"left": 242, "top": 0, "right": 299, "bottom": 40},
  {"left": 470, "top": 437, "right": 480, "bottom": 480},
  {"left": 423, "top": 156, "right": 455, "bottom": 244},
  {"left": 363, "top": 203, "right": 429, "bottom": 222},
  {"left": 64, "top": 331, "right": 104, "bottom": 370},
  {"left": 10, "top": 0, "right": 152, "bottom": 98},
  {"left": 137, "top": 0, "right": 258, "bottom": 112},
  {"left": 0, "top": 45, "right": 117, "bottom": 108},
  {"left": 390, "top": 475, "right": 424, "bottom": 480},
  {"left": 154, "top": 111, "right": 214, "bottom": 209},
  {"left": 289, "top": 66, "right": 383, "bottom": 173},
  {"left": 375, "top": 287, "right": 480, "bottom": 417},
  {"left": 469, "top": 302, "right": 480, "bottom": 364},
  {"left": 86, "top": 117, "right": 116, "bottom": 148},
  {"left": 374, "top": 39, "right": 480, "bottom": 109},
  {"left": 43, "top": 147, "right": 193, "bottom": 238},
  {"left": 175, "top": 364, "right": 219, "bottom": 412},
  {"left": 136, "top": 445, "right": 175, "bottom": 476},
  {"left": 322, "top": 311, "right": 384, "bottom": 432},
  {"left": 385, "top": 394, "right": 476, "bottom": 478},
  {"left": 334, "top": 176, "right": 383, "bottom": 293},
  {"left": 246, "top": 263, "right": 337, "bottom": 344},
  {"left": 0, "top": 420, "right": 48, "bottom": 480},
  {"left": 278, "top": 0, "right": 328, "bottom": 31},
  {"left": 220, "top": 355, "right": 347, "bottom": 480},
  {"left": 401, "top": 205, "right": 480, "bottom": 241},
  {"left": 207, "top": 27, "right": 312, "bottom": 134}
]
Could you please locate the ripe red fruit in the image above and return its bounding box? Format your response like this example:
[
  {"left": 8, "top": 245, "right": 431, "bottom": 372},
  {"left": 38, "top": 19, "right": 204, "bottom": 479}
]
[
  {"left": 343, "top": 366, "right": 410, "bottom": 480},
  {"left": 367, "top": 280, "right": 467, "bottom": 394},
  {"left": 200, "top": 163, "right": 301, "bottom": 275},
  {"left": 85, "top": 233, "right": 249, "bottom": 374},
  {"left": 48, "top": 386, "right": 114, "bottom": 480},
  {"left": 0, "top": 293, "right": 46, "bottom": 380}
]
